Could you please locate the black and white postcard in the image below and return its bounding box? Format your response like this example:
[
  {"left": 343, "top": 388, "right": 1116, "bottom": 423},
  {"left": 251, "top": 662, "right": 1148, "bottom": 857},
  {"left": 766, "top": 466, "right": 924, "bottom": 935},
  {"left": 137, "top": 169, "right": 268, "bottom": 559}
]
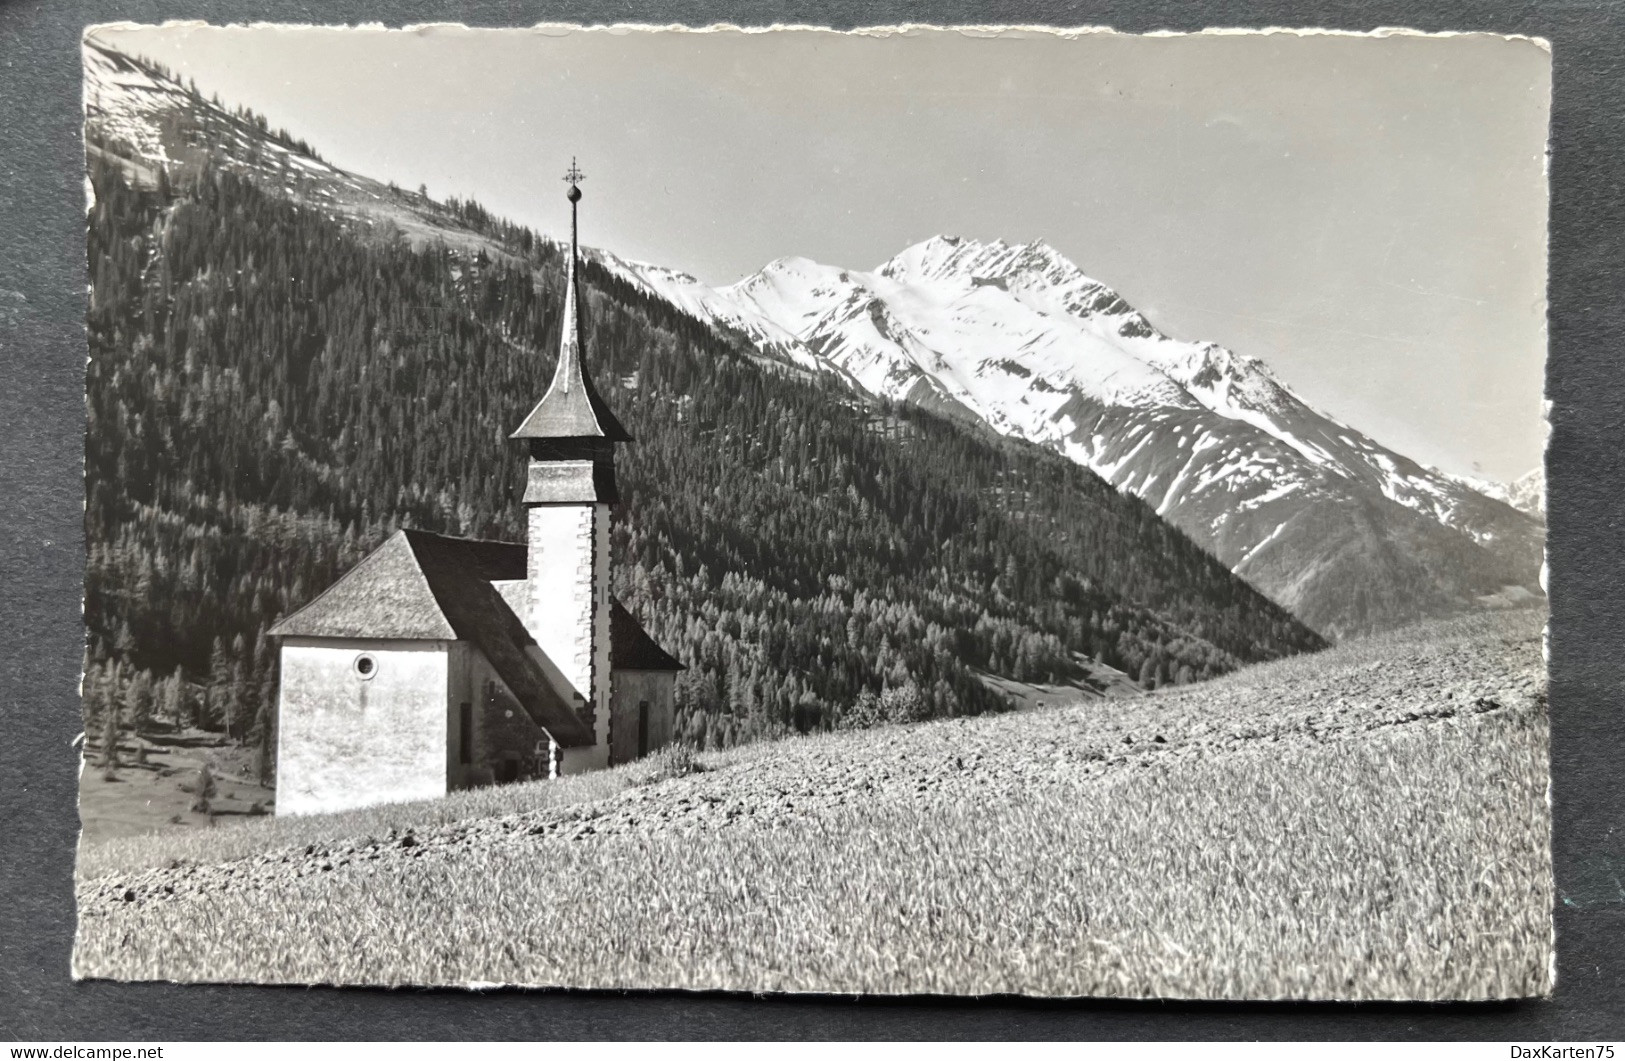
[{"left": 74, "top": 23, "right": 1553, "bottom": 998}]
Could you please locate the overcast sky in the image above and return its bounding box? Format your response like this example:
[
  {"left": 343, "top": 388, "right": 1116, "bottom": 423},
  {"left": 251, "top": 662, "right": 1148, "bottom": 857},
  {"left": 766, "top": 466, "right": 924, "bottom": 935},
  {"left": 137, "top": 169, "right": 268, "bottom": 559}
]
[{"left": 90, "top": 23, "right": 1550, "bottom": 482}]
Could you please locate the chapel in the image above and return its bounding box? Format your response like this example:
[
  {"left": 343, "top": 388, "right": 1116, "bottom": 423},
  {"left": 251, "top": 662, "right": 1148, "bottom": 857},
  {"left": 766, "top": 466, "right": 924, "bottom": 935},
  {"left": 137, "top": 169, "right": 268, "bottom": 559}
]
[{"left": 269, "top": 165, "right": 684, "bottom": 816}]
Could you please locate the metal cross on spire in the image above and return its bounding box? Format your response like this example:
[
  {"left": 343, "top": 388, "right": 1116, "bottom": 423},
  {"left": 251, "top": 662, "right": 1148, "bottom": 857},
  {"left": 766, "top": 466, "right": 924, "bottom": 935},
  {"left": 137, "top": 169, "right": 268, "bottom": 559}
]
[{"left": 508, "top": 154, "right": 631, "bottom": 443}]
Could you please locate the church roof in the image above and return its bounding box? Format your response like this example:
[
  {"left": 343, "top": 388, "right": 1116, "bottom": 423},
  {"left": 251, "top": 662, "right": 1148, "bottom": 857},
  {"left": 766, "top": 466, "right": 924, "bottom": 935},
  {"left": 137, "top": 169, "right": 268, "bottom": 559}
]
[
  {"left": 269, "top": 529, "right": 596, "bottom": 747},
  {"left": 510, "top": 181, "right": 632, "bottom": 442},
  {"left": 268, "top": 529, "right": 685, "bottom": 739},
  {"left": 610, "top": 599, "right": 687, "bottom": 672}
]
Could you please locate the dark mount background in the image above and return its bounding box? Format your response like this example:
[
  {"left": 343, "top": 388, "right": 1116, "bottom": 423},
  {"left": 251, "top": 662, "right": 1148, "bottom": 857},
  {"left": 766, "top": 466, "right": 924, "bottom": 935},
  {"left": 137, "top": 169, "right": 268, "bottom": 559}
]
[
  {"left": 81, "top": 51, "right": 1320, "bottom": 762},
  {"left": 3, "top": 0, "right": 1621, "bottom": 1042}
]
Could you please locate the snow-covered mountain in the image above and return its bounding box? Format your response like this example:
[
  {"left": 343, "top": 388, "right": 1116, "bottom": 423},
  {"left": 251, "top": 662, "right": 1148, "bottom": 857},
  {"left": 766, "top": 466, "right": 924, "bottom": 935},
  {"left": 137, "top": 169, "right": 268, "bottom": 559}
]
[
  {"left": 85, "top": 37, "right": 1543, "bottom": 640},
  {"left": 1504, "top": 467, "right": 1547, "bottom": 518},
  {"left": 1446, "top": 466, "right": 1545, "bottom": 520},
  {"left": 604, "top": 236, "right": 1545, "bottom": 639}
]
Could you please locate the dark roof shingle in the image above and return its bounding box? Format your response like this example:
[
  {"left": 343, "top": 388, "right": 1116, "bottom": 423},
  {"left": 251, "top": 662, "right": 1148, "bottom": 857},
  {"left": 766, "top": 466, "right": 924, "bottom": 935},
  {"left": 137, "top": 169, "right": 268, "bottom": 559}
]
[
  {"left": 266, "top": 531, "right": 455, "bottom": 640},
  {"left": 510, "top": 255, "right": 631, "bottom": 442},
  {"left": 610, "top": 599, "right": 686, "bottom": 672}
]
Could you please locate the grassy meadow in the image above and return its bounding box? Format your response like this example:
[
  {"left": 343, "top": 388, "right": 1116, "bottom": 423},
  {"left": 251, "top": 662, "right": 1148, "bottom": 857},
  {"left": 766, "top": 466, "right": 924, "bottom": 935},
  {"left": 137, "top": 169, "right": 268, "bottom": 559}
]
[{"left": 74, "top": 610, "right": 1553, "bottom": 999}]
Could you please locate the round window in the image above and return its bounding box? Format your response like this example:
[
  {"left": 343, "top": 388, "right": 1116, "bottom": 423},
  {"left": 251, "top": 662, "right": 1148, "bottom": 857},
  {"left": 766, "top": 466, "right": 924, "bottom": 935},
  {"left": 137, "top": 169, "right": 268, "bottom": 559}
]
[{"left": 354, "top": 653, "right": 378, "bottom": 680}]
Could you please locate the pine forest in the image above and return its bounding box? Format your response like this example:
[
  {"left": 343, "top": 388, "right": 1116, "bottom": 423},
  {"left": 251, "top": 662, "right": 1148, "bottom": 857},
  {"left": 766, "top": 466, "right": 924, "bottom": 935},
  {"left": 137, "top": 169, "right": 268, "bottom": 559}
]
[{"left": 83, "top": 117, "right": 1325, "bottom": 775}]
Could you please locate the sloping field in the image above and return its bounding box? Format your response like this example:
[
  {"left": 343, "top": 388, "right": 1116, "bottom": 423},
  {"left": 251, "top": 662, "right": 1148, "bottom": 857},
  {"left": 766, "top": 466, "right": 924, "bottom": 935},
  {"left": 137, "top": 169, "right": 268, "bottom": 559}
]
[{"left": 74, "top": 611, "right": 1552, "bottom": 999}]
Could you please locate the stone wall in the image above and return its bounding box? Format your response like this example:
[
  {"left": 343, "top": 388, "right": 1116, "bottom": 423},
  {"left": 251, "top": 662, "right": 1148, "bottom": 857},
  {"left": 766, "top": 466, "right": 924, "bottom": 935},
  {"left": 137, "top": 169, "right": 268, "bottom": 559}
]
[
  {"left": 591, "top": 502, "right": 613, "bottom": 759},
  {"left": 276, "top": 638, "right": 448, "bottom": 816},
  {"left": 610, "top": 669, "right": 676, "bottom": 766}
]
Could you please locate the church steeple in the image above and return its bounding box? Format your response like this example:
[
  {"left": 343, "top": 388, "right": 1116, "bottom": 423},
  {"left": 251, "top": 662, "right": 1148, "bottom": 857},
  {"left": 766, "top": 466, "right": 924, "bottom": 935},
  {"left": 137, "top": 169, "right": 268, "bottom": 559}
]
[
  {"left": 511, "top": 159, "right": 627, "bottom": 774},
  {"left": 510, "top": 159, "right": 632, "bottom": 443}
]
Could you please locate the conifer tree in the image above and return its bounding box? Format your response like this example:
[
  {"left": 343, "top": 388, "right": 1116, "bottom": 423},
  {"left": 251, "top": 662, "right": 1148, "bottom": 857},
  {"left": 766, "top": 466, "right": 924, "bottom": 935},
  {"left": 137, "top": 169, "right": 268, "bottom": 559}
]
[
  {"left": 124, "top": 668, "right": 154, "bottom": 759},
  {"left": 206, "top": 636, "right": 232, "bottom": 734},
  {"left": 98, "top": 695, "right": 120, "bottom": 771},
  {"left": 251, "top": 683, "right": 276, "bottom": 785},
  {"left": 229, "top": 660, "right": 249, "bottom": 742}
]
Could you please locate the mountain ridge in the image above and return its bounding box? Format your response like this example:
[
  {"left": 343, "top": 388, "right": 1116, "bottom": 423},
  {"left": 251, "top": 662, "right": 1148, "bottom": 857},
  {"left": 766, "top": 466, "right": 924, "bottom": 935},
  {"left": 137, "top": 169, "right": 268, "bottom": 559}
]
[
  {"left": 601, "top": 233, "right": 1545, "bottom": 639},
  {"left": 81, "top": 39, "right": 1325, "bottom": 757},
  {"left": 83, "top": 35, "right": 1541, "bottom": 643}
]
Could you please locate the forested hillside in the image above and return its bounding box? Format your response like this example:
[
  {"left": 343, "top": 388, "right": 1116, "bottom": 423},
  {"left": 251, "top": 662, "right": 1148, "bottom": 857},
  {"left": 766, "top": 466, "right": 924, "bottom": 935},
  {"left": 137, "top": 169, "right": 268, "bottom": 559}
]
[{"left": 83, "top": 119, "right": 1323, "bottom": 763}]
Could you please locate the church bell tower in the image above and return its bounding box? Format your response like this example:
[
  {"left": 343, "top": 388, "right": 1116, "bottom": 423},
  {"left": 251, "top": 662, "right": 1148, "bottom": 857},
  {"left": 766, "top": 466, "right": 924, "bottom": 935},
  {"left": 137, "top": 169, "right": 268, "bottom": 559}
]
[{"left": 510, "top": 159, "right": 631, "bottom": 773}]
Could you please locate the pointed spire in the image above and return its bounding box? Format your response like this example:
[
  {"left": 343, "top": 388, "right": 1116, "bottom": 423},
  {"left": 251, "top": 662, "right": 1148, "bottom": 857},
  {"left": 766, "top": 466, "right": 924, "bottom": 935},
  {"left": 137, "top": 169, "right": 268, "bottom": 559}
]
[{"left": 511, "top": 159, "right": 632, "bottom": 442}]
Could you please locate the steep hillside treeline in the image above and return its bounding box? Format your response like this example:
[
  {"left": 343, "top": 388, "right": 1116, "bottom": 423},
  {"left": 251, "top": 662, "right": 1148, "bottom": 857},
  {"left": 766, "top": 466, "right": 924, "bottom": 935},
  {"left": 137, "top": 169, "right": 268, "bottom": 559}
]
[{"left": 84, "top": 144, "right": 1322, "bottom": 757}]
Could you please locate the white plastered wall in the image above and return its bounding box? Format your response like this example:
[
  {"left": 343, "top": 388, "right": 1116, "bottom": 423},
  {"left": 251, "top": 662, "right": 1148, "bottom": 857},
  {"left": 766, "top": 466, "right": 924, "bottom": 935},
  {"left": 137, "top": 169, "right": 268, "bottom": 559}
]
[
  {"left": 276, "top": 638, "right": 448, "bottom": 816},
  {"left": 528, "top": 501, "right": 612, "bottom": 774}
]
